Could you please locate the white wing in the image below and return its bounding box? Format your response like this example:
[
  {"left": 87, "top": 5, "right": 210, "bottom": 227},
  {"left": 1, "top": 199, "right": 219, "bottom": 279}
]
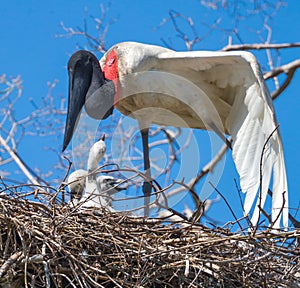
[
  {"left": 155, "top": 49, "right": 288, "bottom": 228},
  {"left": 227, "top": 52, "right": 288, "bottom": 229}
]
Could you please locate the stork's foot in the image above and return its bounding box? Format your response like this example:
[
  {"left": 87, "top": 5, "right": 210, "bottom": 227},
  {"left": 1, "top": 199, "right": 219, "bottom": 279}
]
[{"left": 143, "top": 181, "right": 152, "bottom": 217}]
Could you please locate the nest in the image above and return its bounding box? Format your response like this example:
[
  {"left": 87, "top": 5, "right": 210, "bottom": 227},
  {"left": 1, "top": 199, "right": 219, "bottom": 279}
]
[{"left": 0, "top": 189, "right": 299, "bottom": 288}]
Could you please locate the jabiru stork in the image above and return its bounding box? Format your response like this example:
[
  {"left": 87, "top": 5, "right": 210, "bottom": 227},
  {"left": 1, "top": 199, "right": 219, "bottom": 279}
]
[
  {"left": 67, "top": 169, "right": 86, "bottom": 205},
  {"left": 67, "top": 171, "right": 125, "bottom": 208},
  {"left": 63, "top": 42, "right": 288, "bottom": 228},
  {"left": 67, "top": 137, "right": 125, "bottom": 209}
]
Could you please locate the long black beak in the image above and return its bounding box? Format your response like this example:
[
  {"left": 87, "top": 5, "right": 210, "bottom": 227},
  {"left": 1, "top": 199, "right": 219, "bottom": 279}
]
[
  {"left": 62, "top": 69, "right": 91, "bottom": 151},
  {"left": 62, "top": 50, "right": 115, "bottom": 152}
]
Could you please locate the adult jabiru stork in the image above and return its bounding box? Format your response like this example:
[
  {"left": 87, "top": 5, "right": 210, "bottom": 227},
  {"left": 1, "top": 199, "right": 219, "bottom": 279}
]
[{"left": 63, "top": 42, "right": 288, "bottom": 228}]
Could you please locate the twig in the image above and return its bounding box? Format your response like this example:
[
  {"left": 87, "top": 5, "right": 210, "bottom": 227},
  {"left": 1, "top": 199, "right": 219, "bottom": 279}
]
[
  {"left": 0, "top": 134, "right": 40, "bottom": 186},
  {"left": 264, "top": 59, "right": 300, "bottom": 99},
  {"left": 0, "top": 189, "right": 299, "bottom": 287},
  {"left": 0, "top": 251, "right": 23, "bottom": 278},
  {"left": 191, "top": 142, "right": 229, "bottom": 191},
  {"left": 209, "top": 181, "right": 244, "bottom": 231},
  {"left": 254, "top": 125, "right": 280, "bottom": 235},
  {"left": 222, "top": 42, "right": 300, "bottom": 51}
]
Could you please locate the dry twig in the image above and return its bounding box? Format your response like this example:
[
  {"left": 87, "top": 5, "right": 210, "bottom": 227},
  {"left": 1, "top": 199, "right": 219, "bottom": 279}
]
[{"left": 0, "top": 188, "right": 299, "bottom": 287}]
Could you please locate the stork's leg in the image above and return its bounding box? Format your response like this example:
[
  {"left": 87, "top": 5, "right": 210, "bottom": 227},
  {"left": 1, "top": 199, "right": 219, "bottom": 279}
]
[{"left": 140, "top": 127, "right": 151, "bottom": 217}]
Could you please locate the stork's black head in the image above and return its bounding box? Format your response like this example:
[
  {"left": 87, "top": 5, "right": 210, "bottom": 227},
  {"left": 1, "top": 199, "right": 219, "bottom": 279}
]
[{"left": 62, "top": 50, "right": 115, "bottom": 152}]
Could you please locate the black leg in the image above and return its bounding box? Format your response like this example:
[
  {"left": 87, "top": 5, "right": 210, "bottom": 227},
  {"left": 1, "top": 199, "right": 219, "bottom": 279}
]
[{"left": 140, "top": 127, "right": 151, "bottom": 217}]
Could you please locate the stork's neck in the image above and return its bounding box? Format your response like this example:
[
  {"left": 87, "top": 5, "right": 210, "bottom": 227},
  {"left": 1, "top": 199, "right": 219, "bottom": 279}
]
[
  {"left": 103, "top": 50, "right": 118, "bottom": 79},
  {"left": 86, "top": 60, "right": 106, "bottom": 100},
  {"left": 87, "top": 153, "right": 99, "bottom": 182},
  {"left": 87, "top": 140, "right": 106, "bottom": 175},
  {"left": 84, "top": 56, "right": 115, "bottom": 120},
  {"left": 87, "top": 157, "right": 98, "bottom": 173},
  {"left": 87, "top": 149, "right": 102, "bottom": 172},
  {"left": 102, "top": 50, "right": 121, "bottom": 105}
]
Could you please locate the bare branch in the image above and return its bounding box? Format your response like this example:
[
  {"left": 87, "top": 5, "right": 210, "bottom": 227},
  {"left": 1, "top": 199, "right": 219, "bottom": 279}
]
[
  {"left": 0, "top": 134, "right": 40, "bottom": 186},
  {"left": 191, "top": 142, "right": 229, "bottom": 191},
  {"left": 264, "top": 59, "right": 300, "bottom": 79},
  {"left": 264, "top": 59, "right": 300, "bottom": 99},
  {"left": 209, "top": 181, "right": 244, "bottom": 231},
  {"left": 222, "top": 42, "right": 300, "bottom": 51},
  {"left": 57, "top": 5, "right": 117, "bottom": 53}
]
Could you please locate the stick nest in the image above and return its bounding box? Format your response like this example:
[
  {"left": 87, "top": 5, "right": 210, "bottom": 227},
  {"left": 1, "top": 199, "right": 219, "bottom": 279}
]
[{"left": 0, "top": 191, "right": 299, "bottom": 288}]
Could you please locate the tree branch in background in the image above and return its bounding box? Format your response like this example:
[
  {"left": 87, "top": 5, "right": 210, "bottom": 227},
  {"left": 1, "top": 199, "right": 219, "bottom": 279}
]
[
  {"left": 57, "top": 4, "right": 117, "bottom": 53},
  {"left": 155, "top": 9, "right": 221, "bottom": 51},
  {"left": 264, "top": 59, "right": 300, "bottom": 99},
  {"left": 166, "top": 10, "right": 201, "bottom": 51},
  {"left": 0, "top": 75, "right": 67, "bottom": 186},
  {"left": 155, "top": 142, "right": 228, "bottom": 218},
  {"left": 222, "top": 42, "right": 300, "bottom": 52},
  {"left": 0, "top": 135, "right": 40, "bottom": 186},
  {"left": 191, "top": 141, "right": 229, "bottom": 191},
  {"left": 223, "top": 41, "right": 300, "bottom": 99}
]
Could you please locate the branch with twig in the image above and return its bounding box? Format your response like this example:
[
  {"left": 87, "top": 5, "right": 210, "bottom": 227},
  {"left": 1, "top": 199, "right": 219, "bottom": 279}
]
[
  {"left": 0, "top": 135, "right": 40, "bottom": 186},
  {"left": 264, "top": 59, "right": 300, "bottom": 99},
  {"left": 57, "top": 4, "right": 117, "bottom": 53},
  {"left": 222, "top": 42, "right": 300, "bottom": 52}
]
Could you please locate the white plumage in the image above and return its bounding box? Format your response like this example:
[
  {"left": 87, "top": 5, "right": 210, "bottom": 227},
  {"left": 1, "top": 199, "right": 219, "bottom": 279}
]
[
  {"left": 80, "top": 137, "right": 112, "bottom": 209},
  {"left": 101, "top": 42, "right": 288, "bottom": 227},
  {"left": 64, "top": 42, "right": 288, "bottom": 228},
  {"left": 67, "top": 169, "right": 86, "bottom": 205},
  {"left": 67, "top": 138, "right": 124, "bottom": 210}
]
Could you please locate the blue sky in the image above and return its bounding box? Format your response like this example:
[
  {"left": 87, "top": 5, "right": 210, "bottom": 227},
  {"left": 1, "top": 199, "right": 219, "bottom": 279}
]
[{"left": 0, "top": 1, "right": 299, "bottom": 227}]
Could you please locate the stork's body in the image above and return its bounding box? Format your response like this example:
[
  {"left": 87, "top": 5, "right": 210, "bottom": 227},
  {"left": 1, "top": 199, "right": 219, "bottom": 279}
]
[
  {"left": 67, "top": 138, "right": 125, "bottom": 209},
  {"left": 79, "top": 138, "right": 110, "bottom": 209},
  {"left": 63, "top": 42, "right": 288, "bottom": 227},
  {"left": 67, "top": 172, "right": 125, "bottom": 208},
  {"left": 67, "top": 169, "right": 86, "bottom": 205}
]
